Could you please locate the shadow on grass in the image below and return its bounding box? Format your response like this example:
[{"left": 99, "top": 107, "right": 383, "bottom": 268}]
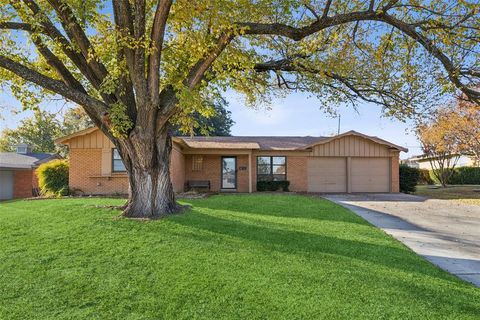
[
  {"left": 171, "top": 206, "right": 458, "bottom": 284},
  {"left": 186, "top": 194, "right": 368, "bottom": 225}
]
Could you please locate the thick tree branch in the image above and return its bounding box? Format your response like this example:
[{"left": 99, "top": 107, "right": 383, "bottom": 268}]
[
  {"left": 31, "top": 36, "right": 86, "bottom": 93},
  {"left": 0, "top": 55, "right": 107, "bottom": 120},
  {"left": 185, "top": 33, "right": 234, "bottom": 89},
  {"left": 238, "top": 9, "right": 479, "bottom": 103},
  {"left": 254, "top": 56, "right": 413, "bottom": 108},
  {"left": 0, "top": 21, "right": 33, "bottom": 32},
  {"left": 112, "top": 0, "right": 135, "bottom": 75},
  {"left": 20, "top": 0, "right": 108, "bottom": 97},
  {"left": 239, "top": 10, "right": 381, "bottom": 41},
  {"left": 380, "top": 13, "right": 480, "bottom": 102},
  {"left": 46, "top": 0, "right": 109, "bottom": 83},
  {"left": 148, "top": 0, "right": 172, "bottom": 106}
]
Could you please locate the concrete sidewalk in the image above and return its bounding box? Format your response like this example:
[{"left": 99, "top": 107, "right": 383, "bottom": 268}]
[{"left": 323, "top": 193, "right": 480, "bottom": 287}]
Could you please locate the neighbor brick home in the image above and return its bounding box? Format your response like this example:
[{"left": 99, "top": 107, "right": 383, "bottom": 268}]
[
  {"left": 57, "top": 128, "right": 407, "bottom": 195},
  {"left": 0, "top": 144, "right": 59, "bottom": 200}
]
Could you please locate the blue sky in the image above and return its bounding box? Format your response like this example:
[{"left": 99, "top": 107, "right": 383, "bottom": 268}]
[
  {"left": 224, "top": 91, "right": 421, "bottom": 159},
  {"left": 1, "top": 89, "right": 421, "bottom": 159}
]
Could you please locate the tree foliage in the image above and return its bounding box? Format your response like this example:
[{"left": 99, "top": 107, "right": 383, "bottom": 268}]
[
  {"left": 0, "top": 0, "right": 478, "bottom": 125},
  {"left": 0, "top": 106, "right": 93, "bottom": 153},
  {"left": 453, "top": 98, "right": 480, "bottom": 166},
  {"left": 416, "top": 108, "right": 462, "bottom": 187},
  {"left": 62, "top": 106, "right": 94, "bottom": 135},
  {"left": 171, "top": 97, "right": 234, "bottom": 136},
  {"left": 0, "top": 110, "right": 62, "bottom": 152}
]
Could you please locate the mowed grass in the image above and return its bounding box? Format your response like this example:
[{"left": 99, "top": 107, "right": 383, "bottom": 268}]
[
  {"left": 415, "top": 185, "right": 480, "bottom": 205},
  {"left": 0, "top": 195, "right": 479, "bottom": 319}
]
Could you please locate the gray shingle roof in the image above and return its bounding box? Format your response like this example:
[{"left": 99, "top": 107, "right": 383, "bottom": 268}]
[
  {"left": 176, "top": 136, "right": 327, "bottom": 150},
  {"left": 0, "top": 152, "right": 59, "bottom": 169}
]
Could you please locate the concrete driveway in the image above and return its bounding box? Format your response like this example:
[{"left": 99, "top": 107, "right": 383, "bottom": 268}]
[{"left": 323, "top": 193, "right": 480, "bottom": 287}]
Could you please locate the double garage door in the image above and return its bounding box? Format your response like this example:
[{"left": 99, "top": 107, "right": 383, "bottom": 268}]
[
  {"left": 307, "top": 157, "right": 390, "bottom": 193},
  {"left": 0, "top": 170, "right": 14, "bottom": 200}
]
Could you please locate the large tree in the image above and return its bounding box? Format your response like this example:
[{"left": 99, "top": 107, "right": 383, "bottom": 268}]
[{"left": 0, "top": 1, "right": 479, "bottom": 217}]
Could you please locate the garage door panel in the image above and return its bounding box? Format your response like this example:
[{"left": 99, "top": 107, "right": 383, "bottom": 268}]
[
  {"left": 0, "top": 170, "right": 14, "bottom": 200},
  {"left": 308, "top": 158, "right": 347, "bottom": 193},
  {"left": 351, "top": 158, "right": 390, "bottom": 192}
]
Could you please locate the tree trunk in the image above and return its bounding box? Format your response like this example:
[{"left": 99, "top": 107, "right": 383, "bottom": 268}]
[{"left": 121, "top": 127, "right": 180, "bottom": 218}]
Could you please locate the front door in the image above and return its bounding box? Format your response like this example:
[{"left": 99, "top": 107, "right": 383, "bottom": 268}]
[{"left": 221, "top": 157, "right": 237, "bottom": 189}]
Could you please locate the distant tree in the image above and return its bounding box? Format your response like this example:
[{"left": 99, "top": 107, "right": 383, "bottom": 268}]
[
  {"left": 171, "top": 97, "right": 234, "bottom": 136},
  {"left": 416, "top": 108, "right": 462, "bottom": 187},
  {"left": 0, "top": 110, "right": 62, "bottom": 153},
  {"left": 62, "top": 106, "right": 94, "bottom": 135},
  {"left": 454, "top": 99, "right": 480, "bottom": 166}
]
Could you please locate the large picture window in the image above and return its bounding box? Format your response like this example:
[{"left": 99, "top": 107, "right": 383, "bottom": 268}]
[
  {"left": 257, "top": 156, "right": 286, "bottom": 181},
  {"left": 112, "top": 149, "right": 126, "bottom": 172}
]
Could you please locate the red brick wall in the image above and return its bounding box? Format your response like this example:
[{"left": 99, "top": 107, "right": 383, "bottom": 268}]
[
  {"left": 184, "top": 154, "right": 250, "bottom": 192},
  {"left": 170, "top": 147, "right": 185, "bottom": 192},
  {"left": 13, "top": 169, "right": 34, "bottom": 198},
  {"left": 391, "top": 153, "right": 400, "bottom": 192},
  {"left": 287, "top": 157, "right": 308, "bottom": 192},
  {"left": 69, "top": 149, "right": 129, "bottom": 195}
]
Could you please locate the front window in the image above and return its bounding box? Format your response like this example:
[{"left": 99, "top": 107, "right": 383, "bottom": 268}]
[
  {"left": 257, "top": 156, "right": 286, "bottom": 181},
  {"left": 112, "top": 149, "right": 126, "bottom": 172}
]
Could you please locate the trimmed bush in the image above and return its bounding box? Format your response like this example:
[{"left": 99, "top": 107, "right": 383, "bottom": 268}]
[
  {"left": 418, "top": 169, "right": 435, "bottom": 185},
  {"left": 446, "top": 166, "right": 480, "bottom": 185},
  {"left": 399, "top": 164, "right": 420, "bottom": 193},
  {"left": 257, "top": 180, "right": 290, "bottom": 192},
  {"left": 36, "top": 159, "right": 69, "bottom": 197},
  {"left": 426, "top": 167, "right": 480, "bottom": 185}
]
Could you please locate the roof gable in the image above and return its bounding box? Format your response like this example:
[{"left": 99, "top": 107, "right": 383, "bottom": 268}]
[{"left": 303, "top": 130, "right": 408, "bottom": 152}]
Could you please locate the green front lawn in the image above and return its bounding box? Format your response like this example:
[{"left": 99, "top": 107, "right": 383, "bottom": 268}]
[
  {"left": 415, "top": 185, "right": 480, "bottom": 205},
  {"left": 0, "top": 195, "right": 479, "bottom": 319}
]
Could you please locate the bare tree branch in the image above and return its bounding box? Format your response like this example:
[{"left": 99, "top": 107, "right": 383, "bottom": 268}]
[{"left": 322, "top": 0, "right": 333, "bottom": 18}]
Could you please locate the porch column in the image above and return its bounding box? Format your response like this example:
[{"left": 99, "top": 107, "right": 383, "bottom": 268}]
[{"left": 248, "top": 151, "right": 252, "bottom": 193}]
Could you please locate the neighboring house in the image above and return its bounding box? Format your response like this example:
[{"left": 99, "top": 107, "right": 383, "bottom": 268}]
[
  {"left": 400, "top": 159, "right": 420, "bottom": 169},
  {"left": 0, "top": 144, "right": 59, "bottom": 200},
  {"left": 57, "top": 128, "right": 407, "bottom": 195},
  {"left": 406, "top": 155, "right": 477, "bottom": 170}
]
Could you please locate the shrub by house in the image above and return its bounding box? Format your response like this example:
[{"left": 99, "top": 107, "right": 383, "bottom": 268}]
[{"left": 36, "top": 160, "right": 69, "bottom": 197}]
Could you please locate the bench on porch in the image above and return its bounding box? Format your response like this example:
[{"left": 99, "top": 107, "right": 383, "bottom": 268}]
[{"left": 185, "top": 180, "right": 211, "bottom": 191}]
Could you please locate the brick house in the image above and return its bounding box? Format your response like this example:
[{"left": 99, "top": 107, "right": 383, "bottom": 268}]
[
  {"left": 57, "top": 128, "right": 407, "bottom": 195},
  {"left": 0, "top": 144, "right": 60, "bottom": 200}
]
